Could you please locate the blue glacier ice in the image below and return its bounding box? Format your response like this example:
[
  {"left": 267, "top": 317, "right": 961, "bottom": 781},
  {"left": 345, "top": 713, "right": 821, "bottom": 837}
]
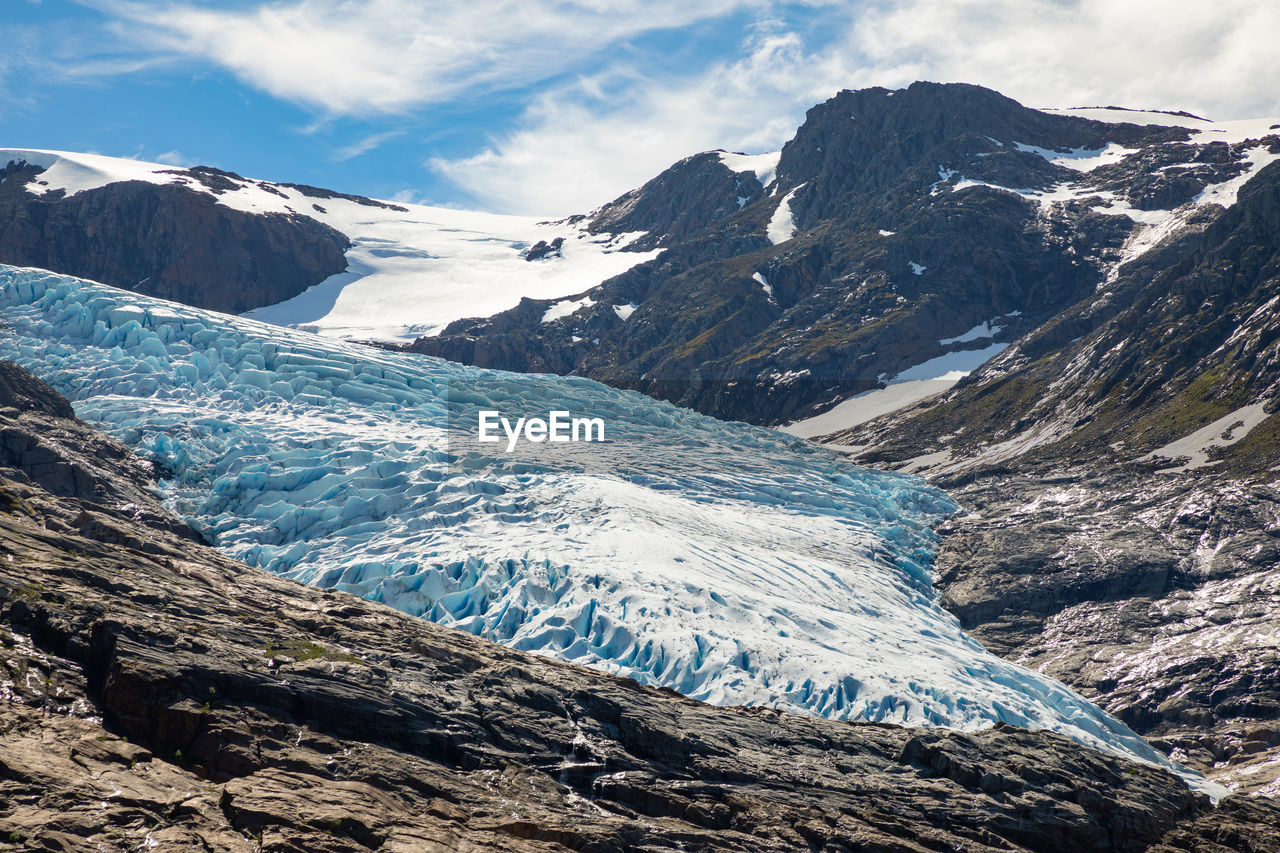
[{"left": 0, "top": 265, "right": 1217, "bottom": 795}]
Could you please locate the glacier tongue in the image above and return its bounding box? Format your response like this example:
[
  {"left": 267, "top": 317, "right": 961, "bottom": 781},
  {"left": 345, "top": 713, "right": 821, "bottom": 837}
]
[{"left": 0, "top": 265, "right": 1216, "bottom": 794}]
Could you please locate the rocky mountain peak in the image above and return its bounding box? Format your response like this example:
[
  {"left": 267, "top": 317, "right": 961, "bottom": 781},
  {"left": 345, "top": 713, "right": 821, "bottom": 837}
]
[
  {"left": 409, "top": 82, "right": 1279, "bottom": 428},
  {"left": 587, "top": 150, "right": 767, "bottom": 249},
  {"left": 776, "top": 82, "right": 1188, "bottom": 229}
]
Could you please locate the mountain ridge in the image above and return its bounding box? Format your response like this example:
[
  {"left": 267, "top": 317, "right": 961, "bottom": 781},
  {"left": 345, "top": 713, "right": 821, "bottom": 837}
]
[{"left": 408, "top": 82, "right": 1278, "bottom": 425}]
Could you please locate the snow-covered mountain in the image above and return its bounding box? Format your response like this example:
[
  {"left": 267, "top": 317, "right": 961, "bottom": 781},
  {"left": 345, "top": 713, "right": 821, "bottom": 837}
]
[
  {"left": 0, "top": 148, "right": 655, "bottom": 341},
  {"left": 410, "top": 85, "right": 1280, "bottom": 425},
  {"left": 0, "top": 265, "right": 1216, "bottom": 795}
]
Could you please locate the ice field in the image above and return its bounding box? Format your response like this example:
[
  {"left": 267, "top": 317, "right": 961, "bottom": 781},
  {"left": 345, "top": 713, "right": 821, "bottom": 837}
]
[
  {"left": 0, "top": 148, "right": 658, "bottom": 342},
  {"left": 0, "top": 266, "right": 1215, "bottom": 793}
]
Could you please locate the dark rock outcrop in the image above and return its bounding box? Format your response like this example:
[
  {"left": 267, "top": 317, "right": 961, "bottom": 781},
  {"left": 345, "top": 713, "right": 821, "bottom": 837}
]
[
  {"left": 0, "top": 361, "right": 201, "bottom": 543},
  {"left": 4, "top": 362, "right": 1280, "bottom": 849},
  {"left": 587, "top": 150, "right": 767, "bottom": 250},
  {"left": 524, "top": 236, "right": 565, "bottom": 261},
  {"left": 0, "top": 159, "right": 350, "bottom": 314}
]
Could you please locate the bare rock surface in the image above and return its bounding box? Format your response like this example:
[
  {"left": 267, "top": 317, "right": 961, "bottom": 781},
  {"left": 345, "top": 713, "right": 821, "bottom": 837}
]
[{"left": 927, "top": 468, "right": 1280, "bottom": 798}]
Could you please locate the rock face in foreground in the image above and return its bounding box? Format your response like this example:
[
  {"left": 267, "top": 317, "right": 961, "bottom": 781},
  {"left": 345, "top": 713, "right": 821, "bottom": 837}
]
[
  {"left": 3, "top": 361, "right": 1279, "bottom": 850},
  {"left": 0, "top": 160, "right": 350, "bottom": 314}
]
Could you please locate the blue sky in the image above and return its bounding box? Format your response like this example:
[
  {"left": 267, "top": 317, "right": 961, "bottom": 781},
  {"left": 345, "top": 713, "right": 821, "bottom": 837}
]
[{"left": 3, "top": 0, "right": 1278, "bottom": 215}]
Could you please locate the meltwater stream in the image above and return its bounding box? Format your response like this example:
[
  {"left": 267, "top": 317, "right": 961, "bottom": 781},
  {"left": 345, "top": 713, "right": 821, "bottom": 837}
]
[{"left": 0, "top": 266, "right": 1216, "bottom": 794}]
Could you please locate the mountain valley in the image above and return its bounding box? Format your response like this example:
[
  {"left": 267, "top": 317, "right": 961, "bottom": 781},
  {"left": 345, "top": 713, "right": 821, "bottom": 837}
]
[{"left": 4, "top": 78, "right": 1280, "bottom": 849}]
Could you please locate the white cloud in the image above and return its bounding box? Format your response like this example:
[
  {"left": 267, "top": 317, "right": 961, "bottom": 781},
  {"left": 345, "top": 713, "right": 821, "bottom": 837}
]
[
  {"left": 333, "top": 130, "right": 403, "bottom": 161},
  {"left": 432, "top": 31, "right": 840, "bottom": 215},
  {"left": 432, "top": 0, "right": 1280, "bottom": 214},
  {"left": 18, "top": 0, "right": 1280, "bottom": 215},
  {"left": 847, "top": 0, "right": 1280, "bottom": 119},
  {"left": 98, "top": 0, "right": 757, "bottom": 115},
  {"left": 152, "top": 149, "right": 187, "bottom": 166}
]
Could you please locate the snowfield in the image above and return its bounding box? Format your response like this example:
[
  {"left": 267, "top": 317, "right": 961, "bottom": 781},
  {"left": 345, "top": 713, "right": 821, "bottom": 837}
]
[
  {"left": 0, "top": 265, "right": 1217, "bottom": 796},
  {"left": 0, "top": 148, "right": 658, "bottom": 343}
]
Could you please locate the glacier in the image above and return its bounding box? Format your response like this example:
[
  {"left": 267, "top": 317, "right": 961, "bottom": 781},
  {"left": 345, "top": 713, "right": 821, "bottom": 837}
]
[{"left": 0, "top": 265, "right": 1216, "bottom": 794}]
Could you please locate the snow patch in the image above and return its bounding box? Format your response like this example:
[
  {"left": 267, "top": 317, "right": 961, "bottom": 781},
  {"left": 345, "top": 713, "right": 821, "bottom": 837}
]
[
  {"left": 0, "top": 148, "right": 187, "bottom": 197},
  {"left": 784, "top": 344, "right": 1009, "bottom": 440},
  {"left": 1013, "top": 141, "right": 1137, "bottom": 172},
  {"left": 542, "top": 295, "right": 595, "bottom": 324},
  {"left": 1043, "top": 108, "right": 1214, "bottom": 129},
  {"left": 1047, "top": 109, "right": 1280, "bottom": 144},
  {"left": 939, "top": 320, "right": 1002, "bottom": 345},
  {"left": 718, "top": 150, "right": 781, "bottom": 187},
  {"left": 1143, "top": 402, "right": 1272, "bottom": 471},
  {"left": 929, "top": 167, "right": 958, "bottom": 195},
  {"left": 1195, "top": 146, "right": 1280, "bottom": 208},
  {"left": 752, "top": 272, "right": 773, "bottom": 298},
  {"left": 612, "top": 303, "right": 637, "bottom": 321},
  {"left": 783, "top": 378, "right": 961, "bottom": 439},
  {"left": 766, "top": 184, "right": 804, "bottom": 245},
  {"left": 1090, "top": 199, "right": 1177, "bottom": 226},
  {"left": 894, "top": 343, "right": 1008, "bottom": 383}
]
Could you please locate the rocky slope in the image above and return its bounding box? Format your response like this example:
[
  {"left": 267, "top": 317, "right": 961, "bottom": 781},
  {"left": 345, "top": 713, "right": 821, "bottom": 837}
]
[
  {"left": 836, "top": 156, "right": 1280, "bottom": 476},
  {"left": 406, "top": 82, "right": 1276, "bottom": 425},
  {"left": 0, "top": 159, "right": 351, "bottom": 314},
  {"left": 4, "top": 369, "right": 1280, "bottom": 851},
  {"left": 809, "top": 145, "right": 1280, "bottom": 797},
  {"left": 927, "top": 469, "right": 1280, "bottom": 798}
]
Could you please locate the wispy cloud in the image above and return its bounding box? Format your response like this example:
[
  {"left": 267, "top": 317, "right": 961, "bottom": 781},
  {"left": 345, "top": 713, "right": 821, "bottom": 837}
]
[
  {"left": 333, "top": 130, "right": 403, "bottom": 161},
  {"left": 151, "top": 149, "right": 187, "bottom": 166},
  {"left": 0, "top": 9, "right": 176, "bottom": 89},
  {"left": 92, "top": 0, "right": 758, "bottom": 115}
]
